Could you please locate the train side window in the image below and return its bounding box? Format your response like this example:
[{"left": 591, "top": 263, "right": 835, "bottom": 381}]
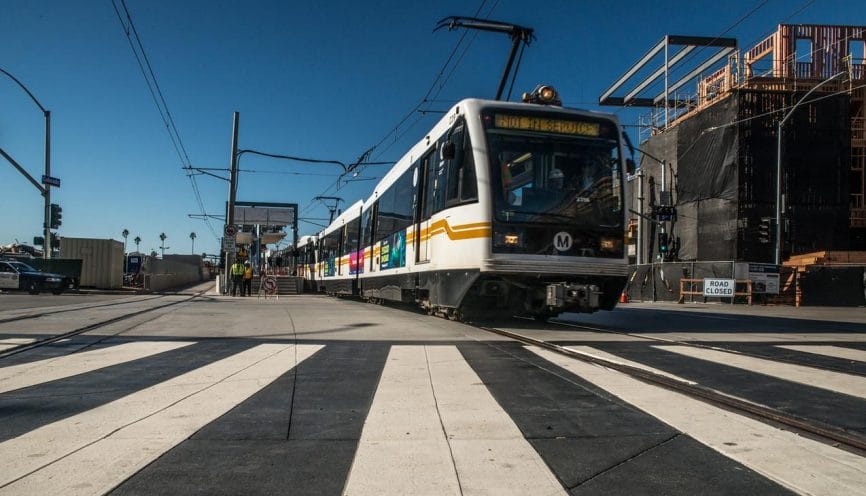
[
  {"left": 376, "top": 187, "right": 397, "bottom": 241},
  {"left": 366, "top": 201, "right": 378, "bottom": 270},
  {"left": 421, "top": 149, "right": 444, "bottom": 218},
  {"left": 391, "top": 167, "right": 415, "bottom": 233},
  {"left": 444, "top": 123, "right": 477, "bottom": 206}
]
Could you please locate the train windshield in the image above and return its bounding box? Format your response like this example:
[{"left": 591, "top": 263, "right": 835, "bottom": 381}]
[{"left": 486, "top": 120, "right": 623, "bottom": 228}]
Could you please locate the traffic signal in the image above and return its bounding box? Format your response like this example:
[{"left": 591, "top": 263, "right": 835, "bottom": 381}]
[
  {"left": 658, "top": 232, "right": 669, "bottom": 253},
  {"left": 758, "top": 217, "right": 773, "bottom": 244},
  {"left": 49, "top": 203, "right": 62, "bottom": 229}
]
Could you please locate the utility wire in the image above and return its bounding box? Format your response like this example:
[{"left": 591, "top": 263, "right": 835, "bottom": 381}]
[{"left": 111, "top": 0, "right": 218, "bottom": 241}]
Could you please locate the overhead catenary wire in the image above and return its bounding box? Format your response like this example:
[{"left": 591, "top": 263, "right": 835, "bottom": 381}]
[
  {"left": 111, "top": 0, "right": 218, "bottom": 241},
  {"left": 295, "top": 0, "right": 503, "bottom": 226}
]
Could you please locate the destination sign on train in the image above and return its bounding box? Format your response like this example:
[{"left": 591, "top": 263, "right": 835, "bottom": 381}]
[{"left": 494, "top": 114, "right": 601, "bottom": 137}]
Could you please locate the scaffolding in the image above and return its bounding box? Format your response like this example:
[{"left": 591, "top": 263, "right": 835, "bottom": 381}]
[{"left": 607, "top": 25, "right": 866, "bottom": 239}]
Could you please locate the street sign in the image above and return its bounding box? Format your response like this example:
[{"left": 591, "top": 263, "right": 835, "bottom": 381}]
[
  {"left": 747, "top": 263, "right": 780, "bottom": 294},
  {"left": 224, "top": 224, "right": 237, "bottom": 237},
  {"left": 222, "top": 237, "right": 236, "bottom": 252},
  {"left": 703, "top": 278, "right": 735, "bottom": 297},
  {"left": 41, "top": 175, "right": 61, "bottom": 187}
]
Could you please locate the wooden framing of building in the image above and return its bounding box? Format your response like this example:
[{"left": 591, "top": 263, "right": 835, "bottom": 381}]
[{"left": 677, "top": 25, "right": 866, "bottom": 229}]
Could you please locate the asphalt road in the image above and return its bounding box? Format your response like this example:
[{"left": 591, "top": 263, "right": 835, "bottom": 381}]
[{"left": 0, "top": 292, "right": 864, "bottom": 495}]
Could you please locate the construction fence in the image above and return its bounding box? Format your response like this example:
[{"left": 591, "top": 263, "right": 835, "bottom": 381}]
[{"left": 622, "top": 261, "right": 861, "bottom": 306}]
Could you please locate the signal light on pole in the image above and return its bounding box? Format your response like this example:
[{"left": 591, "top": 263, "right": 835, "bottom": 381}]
[
  {"left": 658, "top": 232, "right": 669, "bottom": 253},
  {"left": 758, "top": 217, "right": 772, "bottom": 244},
  {"left": 49, "top": 203, "right": 62, "bottom": 229}
]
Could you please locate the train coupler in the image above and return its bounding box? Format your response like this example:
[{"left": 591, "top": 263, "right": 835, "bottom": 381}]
[{"left": 546, "top": 283, "right": 601, "bottom": 311}]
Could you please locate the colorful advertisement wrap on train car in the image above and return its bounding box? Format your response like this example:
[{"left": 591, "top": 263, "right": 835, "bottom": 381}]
[
  {"left": 349, "top": 250, "right": 364, "bottom": 275},
  {"left": 379, "top": 231, "right": 406, "bottom": 270},
  {"left": 324, "top": 258, "right": 336, "bottom": 277}
]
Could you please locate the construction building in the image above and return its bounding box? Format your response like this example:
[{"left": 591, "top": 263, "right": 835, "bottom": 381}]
[{"left": 602, "top": 24, "right": 865, "bottom": 265}]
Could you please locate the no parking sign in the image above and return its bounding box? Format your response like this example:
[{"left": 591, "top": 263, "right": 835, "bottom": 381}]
[{"left": 261, "top": 276, "right": 277, "bottom": 296}]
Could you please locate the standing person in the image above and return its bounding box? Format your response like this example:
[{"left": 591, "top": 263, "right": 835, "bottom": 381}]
[
  {"left": 243, "top": 261, "right": 254, "bottom": 297},
  {"left": 230, "top": 259, "right": 245, "bottom": 296}
]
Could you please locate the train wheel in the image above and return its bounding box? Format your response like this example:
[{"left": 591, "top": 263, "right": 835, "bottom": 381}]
[{"left": 447, "top": 308, "right": 463, "bottom": 321}]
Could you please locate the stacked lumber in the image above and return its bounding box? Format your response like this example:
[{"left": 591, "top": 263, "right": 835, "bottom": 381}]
[{"left": 784, "top": 251, "right": 866, "bottom": 268}]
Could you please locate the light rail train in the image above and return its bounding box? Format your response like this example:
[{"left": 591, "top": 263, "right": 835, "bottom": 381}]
[{"left": 294, "top": 86, "right": 633, "bottom": 320}]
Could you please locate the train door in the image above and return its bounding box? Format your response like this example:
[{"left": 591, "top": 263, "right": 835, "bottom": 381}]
[{"left": 416, "top": 149, "right": 437, "bottom": 263}]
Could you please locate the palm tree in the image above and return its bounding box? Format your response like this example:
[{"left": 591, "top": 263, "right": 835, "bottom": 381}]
[
  {"left": 133, "top": 236, "right": 141, "bottom": 253},
  {"left": 159, "top": 233, "right": 167, "bottom": 258},
  {"left": 190, "top": 232, "right": 197, "bottom": 254}
]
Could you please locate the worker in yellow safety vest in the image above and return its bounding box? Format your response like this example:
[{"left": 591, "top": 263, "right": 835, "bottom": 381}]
[
  {"left": 230, "top": 259, "right": 245, "bottom": 296},
  {"left": 242, "top": 261, "right": 254, "bottom": 297}
]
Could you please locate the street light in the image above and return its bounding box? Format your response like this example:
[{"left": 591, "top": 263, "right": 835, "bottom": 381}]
[
  {"left": 0, "top": 67, "right": 52, "bottom": 258},
  {"left": 122, "top": 229, "right": 129, "bottom": 274},
  {"left": 190, "top": 232, "right": 196, "bottom": 254},
  {"left": 775, "top": 71, "right": 846, "bottom": 265},
  {"left": 159, "top": 232, "right": 167, "bottom": 258}
]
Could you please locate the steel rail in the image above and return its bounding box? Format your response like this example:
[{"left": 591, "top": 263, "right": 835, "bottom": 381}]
[
  {"left": 0, "top": 292, "right": 206, "bottom": 359},
  {"left": 0, "top": 294, "right": 167, "bottom": 325},
  {"left": 549, "top": 318, "right": 866, "bottom": 378},
  {"left": 476, "top": 322, "right": 866, "bottom": 453}
]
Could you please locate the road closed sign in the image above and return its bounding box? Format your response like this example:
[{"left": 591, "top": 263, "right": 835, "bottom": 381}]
[{"left": 703, "top": 278, "right": 735, "bottom": 297}]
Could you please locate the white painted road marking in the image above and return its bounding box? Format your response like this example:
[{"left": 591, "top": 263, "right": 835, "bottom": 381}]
[
  {"left": 777, "top": 344, "right": 866, "bottom": 363},
  {"left": 527, "top": 347, "right": 866, "bottom": 496},
  {"left": 0, "top": 344, "right": 322, "bottom": 496},
  {"left": 655, "top": 345, "right": 866, "bottom": 399},
  {"left": 0, "top": 341, "right": 194, "bottom": 394},
  {"left": 345, "top": 345, "right": 566, "bottom": 496}
]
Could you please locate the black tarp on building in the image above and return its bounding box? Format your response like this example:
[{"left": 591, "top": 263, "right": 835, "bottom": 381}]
[{"left": 639, "top": 89, "right": 850, "bottom": 262}]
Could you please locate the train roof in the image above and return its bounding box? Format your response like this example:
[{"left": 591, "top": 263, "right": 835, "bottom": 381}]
[
  {"left": 366, "top": 96, "right": 621, "bottom": 204},
  {"left": 319, "top": 200, "right": 364, "bottom": 237}
]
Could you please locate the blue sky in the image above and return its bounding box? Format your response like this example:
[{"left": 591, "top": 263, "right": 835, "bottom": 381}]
[{"left": 1, "top": 0, "right": 860, "bottom": 256}]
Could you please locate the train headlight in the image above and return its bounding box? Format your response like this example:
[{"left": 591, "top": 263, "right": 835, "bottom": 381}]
[
  {"left": 522, "top": 84, "right": 562, "bottom": 106},
  {"left": 495, "top": 230, "right": 524, "bottom": 248},
  {"left": 600, "top": 237, "right": 622, "bottom": 252}
]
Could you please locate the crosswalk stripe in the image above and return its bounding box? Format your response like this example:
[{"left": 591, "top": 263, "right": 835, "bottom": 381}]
[
  {"left": 343, "top": 345, "right": 462, "bottom": 495},
  {"left": 345, "top": 345, "right": 566, "bottom": 496},
  {"left": 526, "top": 347, "right": 866, "bottom": 496},
  {"left": 655, "top": 345, "right": 866, "bottom": 399},
  {"left": 427, "top": 346, "right": 566, "bottom": 496},
  {"left": 0, "top": 343, "right": 322, "bottom": 495},
  {"left": 564, "top": 345, "right": 697, "bottom": 385},
  {"left": 0, "top": 338, "right": 36, "bottom": 345},
  {"left": 0, "top": 338, "right": 36, "bottom": 352},
  {"left": 0, "top": 341, "right": 195, "bottom": 394},
  {"left": 777, "top": 344, "right": 866, "bottom": 363}
]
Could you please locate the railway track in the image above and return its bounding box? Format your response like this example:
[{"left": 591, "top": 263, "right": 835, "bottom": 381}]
[
  {"left": 549, "top": 318, "right": 866, "bottom": 378},
  {"left": 0, "top": 292, "right": 207, "bottom": 359},
  {"left": 474, "top": 318, "right": 866, "bottom": 454}
]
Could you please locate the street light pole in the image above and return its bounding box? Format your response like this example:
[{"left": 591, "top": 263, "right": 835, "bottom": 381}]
[
  {"left": 122, "top": 229, "right": 129, "bottom": 273},
  {"left": 774, "top": 71, "right": 845, "bottom": 265},
  {"left": 0, "top": 67, "right": 52, "bottom": 258},
  {"left": 159, "top": 232, "right": 167, "bottom": 258}
]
